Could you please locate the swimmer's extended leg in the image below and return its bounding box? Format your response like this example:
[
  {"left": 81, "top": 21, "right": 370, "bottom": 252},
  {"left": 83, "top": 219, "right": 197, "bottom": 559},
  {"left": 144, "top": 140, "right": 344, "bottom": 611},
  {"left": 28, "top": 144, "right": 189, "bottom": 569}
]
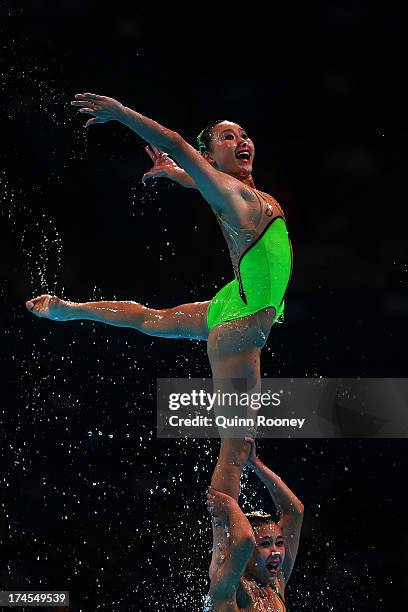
[{"left": 26, "top": 295, "right": 210, "bottom": 341}]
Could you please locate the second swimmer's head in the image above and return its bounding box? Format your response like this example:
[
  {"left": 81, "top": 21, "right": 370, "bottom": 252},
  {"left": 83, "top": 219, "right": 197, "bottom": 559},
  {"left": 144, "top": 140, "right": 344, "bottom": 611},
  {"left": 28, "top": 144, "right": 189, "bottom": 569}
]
[{"left": 244, "top": 512, "right": 286, "bottom": 585}]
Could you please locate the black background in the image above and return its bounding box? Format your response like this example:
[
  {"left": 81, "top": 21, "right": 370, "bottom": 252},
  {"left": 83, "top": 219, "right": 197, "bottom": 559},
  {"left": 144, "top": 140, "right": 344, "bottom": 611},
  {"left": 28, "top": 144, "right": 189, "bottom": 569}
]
[{"left": 1, "top": 2, "right": 407, "bottom": 610}]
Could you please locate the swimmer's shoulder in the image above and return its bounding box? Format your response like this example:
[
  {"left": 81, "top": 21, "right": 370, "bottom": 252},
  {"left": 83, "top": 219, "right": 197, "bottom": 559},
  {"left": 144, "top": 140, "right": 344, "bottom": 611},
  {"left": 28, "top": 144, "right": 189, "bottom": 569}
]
[
  {"left": 254, "top": 189, "right": 287, "bottom": 220},
  {"left": 254, "top": 189, "right": 283, "bottom": 212},
  {"left": 223, "top": 186, "right": 286, "bottom": 228}
]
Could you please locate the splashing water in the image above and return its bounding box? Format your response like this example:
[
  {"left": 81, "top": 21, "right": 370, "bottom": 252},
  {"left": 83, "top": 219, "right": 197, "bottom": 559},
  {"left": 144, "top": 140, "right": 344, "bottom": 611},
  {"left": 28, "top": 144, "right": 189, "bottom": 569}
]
[{"left": 0, "top": 169, "right": 64, "bottom": 294}]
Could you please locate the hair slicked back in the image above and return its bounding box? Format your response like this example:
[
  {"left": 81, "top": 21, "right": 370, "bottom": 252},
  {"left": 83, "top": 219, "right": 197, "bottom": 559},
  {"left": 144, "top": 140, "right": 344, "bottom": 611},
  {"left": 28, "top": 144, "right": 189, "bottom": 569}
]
[{"left": 196, "top": 119, "right": 227, "bottom": 154}]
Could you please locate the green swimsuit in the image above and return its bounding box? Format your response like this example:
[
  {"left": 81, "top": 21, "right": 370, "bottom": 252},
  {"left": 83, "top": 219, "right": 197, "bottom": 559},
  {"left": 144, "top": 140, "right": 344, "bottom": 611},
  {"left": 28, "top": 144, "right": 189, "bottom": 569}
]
[{"left": 207, "top": 190, "right": 293, "bottom": 331}]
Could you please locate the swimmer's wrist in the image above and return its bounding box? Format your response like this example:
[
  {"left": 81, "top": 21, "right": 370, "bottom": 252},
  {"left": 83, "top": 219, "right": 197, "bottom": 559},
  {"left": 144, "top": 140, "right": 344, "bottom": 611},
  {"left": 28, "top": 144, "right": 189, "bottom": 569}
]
[
  {"left": 114, "top": 104, "right": 129, "bottom": 123},
  {"left": 174, "top": 168, "right": 197, "bottom": 189}
]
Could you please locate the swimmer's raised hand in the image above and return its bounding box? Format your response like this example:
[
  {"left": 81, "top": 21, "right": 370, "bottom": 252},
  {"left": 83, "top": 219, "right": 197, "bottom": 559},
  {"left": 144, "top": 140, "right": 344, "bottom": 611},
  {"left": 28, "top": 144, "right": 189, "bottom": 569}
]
[
  {"left": 142, "top": 144, "right": 197, "bottom": 190},
  {"left": 142, "top": 145, "right": 181, "bottom": 185},
  {"left": 26, "top": 294, "right": 74, "bottom": 321},
  {"left": 70, "top": 93, "right": 126, "bottom": 127},
  {"left": 245, "top": 436, "right": 257, "bottom": 466}
]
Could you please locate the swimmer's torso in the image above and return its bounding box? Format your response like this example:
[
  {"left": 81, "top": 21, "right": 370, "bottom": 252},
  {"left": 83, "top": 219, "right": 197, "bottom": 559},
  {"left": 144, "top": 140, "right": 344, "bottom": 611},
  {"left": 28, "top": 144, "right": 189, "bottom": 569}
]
[
  {"left": 206, "top": 186, "right": 293, "bottom": 330},
  {"left": 213, "top": 188, "right": 288, "bottom": 283}
]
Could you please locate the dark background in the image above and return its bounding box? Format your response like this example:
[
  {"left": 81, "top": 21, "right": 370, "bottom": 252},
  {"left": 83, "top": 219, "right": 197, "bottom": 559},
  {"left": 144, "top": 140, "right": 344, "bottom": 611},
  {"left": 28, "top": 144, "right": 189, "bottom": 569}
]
[{"left": 0, "top": 1, "right": 407, "bottom": 610}]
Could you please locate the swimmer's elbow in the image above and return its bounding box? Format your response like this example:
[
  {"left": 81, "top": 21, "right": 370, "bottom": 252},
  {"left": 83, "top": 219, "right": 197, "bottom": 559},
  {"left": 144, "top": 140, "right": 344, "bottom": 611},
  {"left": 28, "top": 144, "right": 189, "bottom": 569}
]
[
  {"left": 282, "top": 498, "right": 304, "bottom": 516},
  {"left": 284, "top": 504, "right": 304, "bottom": 520},
  {"left": 292, "top": 500, "right": 304, "bottom": 515}
]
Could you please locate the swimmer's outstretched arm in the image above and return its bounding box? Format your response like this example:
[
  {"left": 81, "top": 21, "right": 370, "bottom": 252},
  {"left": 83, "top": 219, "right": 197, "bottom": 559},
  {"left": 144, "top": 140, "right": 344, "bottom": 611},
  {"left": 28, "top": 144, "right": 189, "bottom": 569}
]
[
  {"left": 246, "top": 438, "right": 304, "bottom": 582},
  {"left": 71, "top": 93, "right": 244, "bottom": 211},
  {"left": 207, "top": 486, "right": 255, "bottom": 602}
]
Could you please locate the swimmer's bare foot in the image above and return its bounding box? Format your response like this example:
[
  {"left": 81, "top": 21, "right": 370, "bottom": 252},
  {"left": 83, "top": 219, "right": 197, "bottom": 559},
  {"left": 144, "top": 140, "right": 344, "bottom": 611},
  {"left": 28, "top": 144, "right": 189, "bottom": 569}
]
[{"left": 25, "top": 294, "right": 75, "bottom": 321}]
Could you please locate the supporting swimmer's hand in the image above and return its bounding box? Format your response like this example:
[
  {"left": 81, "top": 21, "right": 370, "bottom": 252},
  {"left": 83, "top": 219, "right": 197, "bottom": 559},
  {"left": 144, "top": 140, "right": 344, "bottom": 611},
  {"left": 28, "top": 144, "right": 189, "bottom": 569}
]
[
  {"left": 25, "top": 295, "right": 74, "bottom": 321},
  {"left": 70, "top": 93, "right": 125, "bottom": 127},
  {"left": 206, "top": 486, "right": 238, "bottom": 518},
  {"left": 245, "top": 436, "right": 257, "bottom": 466},
  {"left": 142, "top": 144, "right": 182, "bottom": 185}
]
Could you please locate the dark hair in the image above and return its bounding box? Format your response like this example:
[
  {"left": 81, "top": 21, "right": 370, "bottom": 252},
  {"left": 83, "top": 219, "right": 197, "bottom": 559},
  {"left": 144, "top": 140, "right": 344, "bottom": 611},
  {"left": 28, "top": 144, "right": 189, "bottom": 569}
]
[
  {"left": 245, "top": 512, "right": 277, "bottom": 529},
  {"left": 197, "top": 119, "right": 228, "bottom": 154}
]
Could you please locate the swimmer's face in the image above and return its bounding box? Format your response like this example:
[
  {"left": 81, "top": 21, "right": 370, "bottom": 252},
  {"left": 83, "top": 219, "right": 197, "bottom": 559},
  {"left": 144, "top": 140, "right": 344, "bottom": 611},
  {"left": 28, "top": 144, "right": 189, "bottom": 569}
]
[
  {"left": 203, "top": 121, "right": 255, "bottom": 178},
  {"left": 245, "top": 522, "right": 285, "bottom": 585}
]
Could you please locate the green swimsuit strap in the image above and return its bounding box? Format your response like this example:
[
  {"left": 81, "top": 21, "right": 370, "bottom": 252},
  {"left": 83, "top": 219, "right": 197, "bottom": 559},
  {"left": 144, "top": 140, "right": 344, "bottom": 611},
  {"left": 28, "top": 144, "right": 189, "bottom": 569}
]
[{"left": 272, "top": 583, "right": 285, "bottom": 606}]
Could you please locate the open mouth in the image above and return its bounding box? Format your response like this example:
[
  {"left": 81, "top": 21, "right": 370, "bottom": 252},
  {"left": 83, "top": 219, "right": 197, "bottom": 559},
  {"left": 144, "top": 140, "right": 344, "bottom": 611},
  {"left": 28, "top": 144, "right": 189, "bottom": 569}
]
[
  {"left": 266, "top": 561, "right": 280, "bottom": 572},
  {"left": 235, "top": 150, "right": 251, "bottom": 162}
]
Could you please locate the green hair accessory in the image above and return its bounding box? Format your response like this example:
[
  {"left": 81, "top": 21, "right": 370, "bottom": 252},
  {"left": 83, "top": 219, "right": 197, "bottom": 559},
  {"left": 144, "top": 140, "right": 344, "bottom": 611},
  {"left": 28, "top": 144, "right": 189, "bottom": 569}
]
[{"left": 197, "top": 129, "right": 206, "bottom": 154}]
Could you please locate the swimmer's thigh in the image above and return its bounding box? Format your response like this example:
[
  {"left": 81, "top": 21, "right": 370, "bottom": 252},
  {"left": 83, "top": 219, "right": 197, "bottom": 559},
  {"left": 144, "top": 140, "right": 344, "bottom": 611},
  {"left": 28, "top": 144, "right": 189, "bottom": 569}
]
[
  {"left": 141, "top": 300, "right": 210, "bottom": 340},
  {"left": 206, "top": 307, "right": 275, "bottom": 379}
]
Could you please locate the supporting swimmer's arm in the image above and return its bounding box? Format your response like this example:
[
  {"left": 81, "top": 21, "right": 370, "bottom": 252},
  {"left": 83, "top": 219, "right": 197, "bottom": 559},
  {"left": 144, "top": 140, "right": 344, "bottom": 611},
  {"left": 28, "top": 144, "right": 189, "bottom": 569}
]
[
  {"left": 246, "top": 438, "right": 304, "bottom": 583},
  {"left": 207, "top": 487, "right": 255, "bottom": 602},
  {"left": 247, "top": 439, "right": 304, "bottom": 515},
  {"left": 71, "top": 93, "right": 244, "bottom": 211}
]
